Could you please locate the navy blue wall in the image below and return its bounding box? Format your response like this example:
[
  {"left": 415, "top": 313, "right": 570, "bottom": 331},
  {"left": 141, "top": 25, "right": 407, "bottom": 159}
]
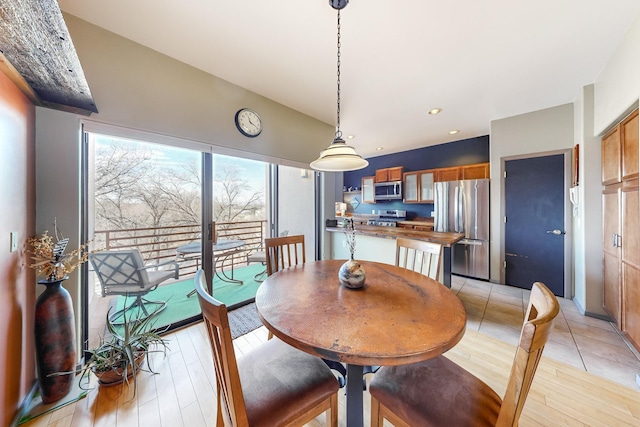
[{"left": 343, "top": 135, "right": 489, "bottom": 218}]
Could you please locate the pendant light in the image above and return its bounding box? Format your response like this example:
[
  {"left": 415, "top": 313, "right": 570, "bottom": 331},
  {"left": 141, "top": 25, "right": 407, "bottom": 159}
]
[{"left": 310, "top": 0, "right": 369, "bottom": 172}]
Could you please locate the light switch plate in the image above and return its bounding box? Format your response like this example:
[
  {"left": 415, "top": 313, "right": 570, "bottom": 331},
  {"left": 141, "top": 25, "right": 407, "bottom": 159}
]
[
  {"left": 636, "top": 373, "right": 640, "bottom": 387},
  {"left": 10, "top": 231, "right": 18, "bottom": 252}
]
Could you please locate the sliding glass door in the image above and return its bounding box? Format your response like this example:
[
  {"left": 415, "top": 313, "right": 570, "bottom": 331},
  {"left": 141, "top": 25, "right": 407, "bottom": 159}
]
[{"left": 82, "top": 128, "right": 295, "bottom": 352}]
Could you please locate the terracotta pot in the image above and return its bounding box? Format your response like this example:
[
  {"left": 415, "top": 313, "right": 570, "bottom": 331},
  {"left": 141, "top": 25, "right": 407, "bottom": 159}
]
[
  {"left": 34, "top": 278, "right": 76, "bottom": 404},
  {"left": 94, "top": 352, "right": 145, "bottom": 386}
]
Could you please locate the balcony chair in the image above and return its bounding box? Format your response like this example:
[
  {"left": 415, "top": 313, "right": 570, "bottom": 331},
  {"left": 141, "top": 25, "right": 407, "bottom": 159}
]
[
  {"left": 193, "top": 270, "right": 339, "bottom": 427},
  {"left": 90, "top": 249, "right": 179, "bottom": 325},
  {"left": 369, "top": 281, "right": 559, "bottom": 427},
  {"left": 395, "top": 237, "right": 442, "bottom": 281},
  {"left": 246, "top": 230, "right": 288, "bottom": 282}
]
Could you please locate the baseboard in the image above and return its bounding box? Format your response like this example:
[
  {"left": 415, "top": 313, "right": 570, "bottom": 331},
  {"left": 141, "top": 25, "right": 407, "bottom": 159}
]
[
  {"left": 571, "top": 297, "right": 613, "bottom": 322},
  {"left": 9, "top": 381, "right": 38, "bottom": 427}
]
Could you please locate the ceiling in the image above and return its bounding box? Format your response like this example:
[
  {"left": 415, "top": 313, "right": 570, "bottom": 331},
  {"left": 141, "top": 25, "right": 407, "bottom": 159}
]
[{"left": 57, "top": 0, "right": 640, "bottom": 158}]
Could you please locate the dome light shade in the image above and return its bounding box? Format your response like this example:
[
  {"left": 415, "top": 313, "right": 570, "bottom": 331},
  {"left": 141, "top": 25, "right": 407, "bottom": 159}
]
[
  {"left": 310, "top": 1, "right": 368, "bottom": 172},
  {"left": 310, "top": 137, "right": 369, "bottom": 172}
]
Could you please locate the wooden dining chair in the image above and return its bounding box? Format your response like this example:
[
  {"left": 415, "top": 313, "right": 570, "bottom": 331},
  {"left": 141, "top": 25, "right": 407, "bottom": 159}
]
[
  {"left": 395, "top": 237, "right": 442, "bottom": 281},
  {"left": 193, "top": 270, "right": 339, "bottom": 427},
  {"left": 265, "top": 234, "right": 306, "bottom": 276},
  {"left": 263, "top": 234, "right": 306, "bottom": 340},
  {"left": 369, "top": 281, "right": 559, "bottom": 427}
]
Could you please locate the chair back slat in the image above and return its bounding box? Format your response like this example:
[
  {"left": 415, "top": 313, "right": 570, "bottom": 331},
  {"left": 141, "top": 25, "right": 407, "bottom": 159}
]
[
  {"left": 496, "top": 281, "right": 559, "bottom": 427},
  {"left": 265, "top": 235, "right": 306, "bottom": 276},
  {"left": 194, "top": 270, "right": 249, "bottom": 426},
  {"left": 395, "top": 237, "right": 442, "bottom": 281}
]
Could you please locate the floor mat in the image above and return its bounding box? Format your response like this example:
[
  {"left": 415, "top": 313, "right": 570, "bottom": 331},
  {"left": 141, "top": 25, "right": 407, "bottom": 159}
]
[{"left": 228, "top": 302, "right": 263, "bottom": 339}]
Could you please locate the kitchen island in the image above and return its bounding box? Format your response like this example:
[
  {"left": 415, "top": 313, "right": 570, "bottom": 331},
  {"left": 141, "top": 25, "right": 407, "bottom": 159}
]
[{"left": 327, "top": 224, "right": 463, "bottom": 287}]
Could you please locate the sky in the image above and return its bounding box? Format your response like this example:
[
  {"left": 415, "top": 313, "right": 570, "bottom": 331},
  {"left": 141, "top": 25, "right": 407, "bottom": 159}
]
[{"left": 91, "top": 132, "right": 267, "bottom": 192}]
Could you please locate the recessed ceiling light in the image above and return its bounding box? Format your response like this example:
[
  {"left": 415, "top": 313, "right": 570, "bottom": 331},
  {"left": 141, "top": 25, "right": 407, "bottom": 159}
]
[
  {"left": 428, "top": 108, "right": 442, "bottom": 115},
  {"left": 347, "top": 135, "right": 355, "bottom": 139},
  {"left": 376, "top": 147, "right": 384, "bottom": 151},
  {"left": 448, "top": 130, "right": 459, "bottom": 135}
]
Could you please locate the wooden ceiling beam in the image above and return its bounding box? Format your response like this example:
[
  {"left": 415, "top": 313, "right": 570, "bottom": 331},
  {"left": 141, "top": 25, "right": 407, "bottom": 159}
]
[{"left": 0, "top": 0, "right": 98, "bottom": 116}]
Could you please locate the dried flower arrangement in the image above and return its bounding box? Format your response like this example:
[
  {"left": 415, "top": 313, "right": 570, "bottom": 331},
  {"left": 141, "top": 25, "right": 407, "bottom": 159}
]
[
  {"left": 28, "top": 222, "right": 92, "bottom": 282},
  {"left": 343, "top": 218, "right": 357, "bottom": 259}
]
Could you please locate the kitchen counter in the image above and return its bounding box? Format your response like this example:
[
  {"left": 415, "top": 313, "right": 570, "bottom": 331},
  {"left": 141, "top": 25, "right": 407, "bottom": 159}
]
[
  {"left": 327, "top": 225, "right": 464, "bottom": 287},
  {"left": 326, "top": 225, "right": 462, "bottom": 247}
]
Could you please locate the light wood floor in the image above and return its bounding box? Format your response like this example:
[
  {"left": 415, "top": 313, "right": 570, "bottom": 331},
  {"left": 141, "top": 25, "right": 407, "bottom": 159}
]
[{"left": 23, "top": 279, "right": 640, "bottom": 427}]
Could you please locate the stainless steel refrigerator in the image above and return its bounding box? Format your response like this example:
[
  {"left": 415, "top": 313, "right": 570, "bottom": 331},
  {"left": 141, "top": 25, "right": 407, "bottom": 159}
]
[{"left": 434, "top": 179, "right": 490, "bottom": 280}]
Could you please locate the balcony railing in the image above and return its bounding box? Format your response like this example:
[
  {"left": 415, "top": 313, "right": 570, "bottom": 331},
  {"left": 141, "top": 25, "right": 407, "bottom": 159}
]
[{"left": 94, "top": 220, "right": 267, "bottom": 277}]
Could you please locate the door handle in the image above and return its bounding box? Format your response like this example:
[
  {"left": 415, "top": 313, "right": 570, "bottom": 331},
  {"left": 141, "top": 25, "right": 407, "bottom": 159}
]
[{"left": 546, "top": 229, "right": 564, "bottom": 235}]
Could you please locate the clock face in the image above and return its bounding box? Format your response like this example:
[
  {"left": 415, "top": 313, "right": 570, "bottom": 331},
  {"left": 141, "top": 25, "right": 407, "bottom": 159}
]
[{"left": 235, "top": 108, "right": 262, "bottom": 137}]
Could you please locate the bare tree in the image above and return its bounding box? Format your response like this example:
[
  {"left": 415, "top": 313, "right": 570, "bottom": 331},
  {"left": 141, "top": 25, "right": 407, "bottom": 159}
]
[
  {"left": 213, "top": 163, "right": 264, "bottom": 223},
  {"left": 93, "top": 141, "right": 265, "bottom": 233}
]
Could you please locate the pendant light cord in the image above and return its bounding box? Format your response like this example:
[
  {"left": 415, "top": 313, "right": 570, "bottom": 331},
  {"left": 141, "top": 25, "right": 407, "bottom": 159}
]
[{"left": 336, "top": 9, "right": 342, "bottom": 140}]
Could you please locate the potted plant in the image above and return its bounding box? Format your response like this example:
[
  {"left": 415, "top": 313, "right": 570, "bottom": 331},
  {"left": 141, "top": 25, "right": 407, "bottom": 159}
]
[{"left": 79, "top": 305, "right": 169, "bottom": 395}]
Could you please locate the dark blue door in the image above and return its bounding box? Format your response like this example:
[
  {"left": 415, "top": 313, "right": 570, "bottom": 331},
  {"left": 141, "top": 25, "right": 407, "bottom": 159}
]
[{"left": 505, "top": 155, "right": 565, "bottom": 296}]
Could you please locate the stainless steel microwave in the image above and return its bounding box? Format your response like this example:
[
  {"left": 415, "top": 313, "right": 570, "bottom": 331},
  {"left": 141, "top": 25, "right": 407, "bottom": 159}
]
[{"left": 374, "top": 181, "right": 403, "bottom": 201}]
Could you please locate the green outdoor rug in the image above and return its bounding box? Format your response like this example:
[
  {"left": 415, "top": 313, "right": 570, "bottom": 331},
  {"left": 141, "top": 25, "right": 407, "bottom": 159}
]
[{"left": 114, "top": 264, "right": 265, "bottom": 332}]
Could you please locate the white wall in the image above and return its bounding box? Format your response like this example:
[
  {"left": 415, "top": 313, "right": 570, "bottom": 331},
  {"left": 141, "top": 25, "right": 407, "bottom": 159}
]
[
  {"left": 489, "top": 104, "right": 574, "bottom": 285},
  {"left": 277, "top": 166, "right": 315, "bottom": 257},
  {"left": 573, "top": 85, "right": 606, "bottom": 316},
  {"left": 594, "top": 13, "right": 640, "bottom": 135}
]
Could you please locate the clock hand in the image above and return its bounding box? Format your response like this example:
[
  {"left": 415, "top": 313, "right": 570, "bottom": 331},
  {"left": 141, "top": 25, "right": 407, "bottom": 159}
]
[{"left": 248, "top": 116, "right": 256, "bottom": 126}]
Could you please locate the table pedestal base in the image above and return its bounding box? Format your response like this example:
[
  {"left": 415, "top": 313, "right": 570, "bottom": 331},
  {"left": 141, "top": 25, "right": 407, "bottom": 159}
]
[{"left": 346, "top": 364, "right": 364, "bottom": 427}]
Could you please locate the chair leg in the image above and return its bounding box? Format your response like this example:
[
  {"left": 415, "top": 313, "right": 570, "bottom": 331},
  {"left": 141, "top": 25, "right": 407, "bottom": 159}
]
[
  {"left": 370, "top": 396, "right": 382, "bottom": 427},
  {"left": 109, "top": 295, "right": 166, "bottom": 325},
  {"left": 328, "top": 392, "right": 338, "bottom": 427}
]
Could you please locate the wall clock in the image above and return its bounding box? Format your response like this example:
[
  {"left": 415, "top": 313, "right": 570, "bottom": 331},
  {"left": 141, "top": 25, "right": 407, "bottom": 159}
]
[{"left": 234, "top": 108, "right": 262, "bottom": 137}]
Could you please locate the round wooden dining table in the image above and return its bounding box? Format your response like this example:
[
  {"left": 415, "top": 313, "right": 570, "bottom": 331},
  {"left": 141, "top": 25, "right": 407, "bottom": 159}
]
[{"left": 255, "top": 259, "right": 467, "bottom": 427}]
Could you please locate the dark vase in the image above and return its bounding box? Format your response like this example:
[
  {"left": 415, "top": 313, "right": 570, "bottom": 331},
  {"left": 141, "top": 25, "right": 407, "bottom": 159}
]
[{"left": 34, "top": 278, "right": 77, "bottom": 404}]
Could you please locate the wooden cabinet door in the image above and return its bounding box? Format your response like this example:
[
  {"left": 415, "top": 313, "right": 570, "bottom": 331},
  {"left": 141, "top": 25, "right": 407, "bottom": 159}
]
[
  {"left": 622, "top": 183, "right": 640, "bottom": 346},
  {"left": 388, "top": 166, "right": 403, "bottom": 182},
  {"left": 461, "top": 162, "right": 489, "bottom": 180},
  {"left": 602, "top": 126, "right": 621, "bottom": 185},
  {"left": 375, "top": 169, "right": 388, "bottom": 183},
  {"left": 436, "top": 167, "right": 460, "bottom": 182},
  {"left": 621, "top": 110, "right": 639, "bottom": 182},
  {"left": 362, "top": 176, "right": 375, "bottom": 203},
  {"left": 603, "top": 187, "right": 621, "bottom": 326},
  {"left": 403, "top": 172, "right": 418, "bottom": 203}
]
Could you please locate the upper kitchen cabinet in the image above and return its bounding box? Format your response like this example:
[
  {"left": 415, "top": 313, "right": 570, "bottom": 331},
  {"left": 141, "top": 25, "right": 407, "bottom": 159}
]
[
  {"left": 461, "top": 162, "right": 490, "bottom": 180},
  {"left": 375, "top": 166, "right": 403, "bottom": 182},
  {"left": 435, "top": 166, "right": 461, "bottom": 182},
  {"left": 602, "top": 109, "right": 638, "bottom": 185},
  {"left": 362, "top": 176, "right": 375, "bottom": 203},
  {"left": 403, "top": 170, "right": 435, "bottom": 203}
]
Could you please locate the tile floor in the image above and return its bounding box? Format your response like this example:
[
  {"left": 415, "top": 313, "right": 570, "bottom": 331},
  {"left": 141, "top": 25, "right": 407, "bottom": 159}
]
[{"left": 450, "top": 274, "right": 640, "bottom": 390}]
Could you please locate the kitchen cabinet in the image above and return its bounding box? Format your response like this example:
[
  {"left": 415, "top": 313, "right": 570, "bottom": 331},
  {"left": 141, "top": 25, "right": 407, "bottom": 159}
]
[
  {"left": 602, "top": 185, "right": 621, "bottom": 327},
  {"left": 375, "top": 166, "right": 403, "bottom": 182},
  {"left": 435, "top": 166, "right": 460, "bottom": 182},
  {"left": 602, "top": 109, "right": 638, "bottom": 185},
  {"left": 601, "top": 108, "right": 640, "bottom": 351},
  {"left": 461, "top": 162, "right": 490, "bottom": 180},
  {"left": 403, "top": 170, "right": 435, "bottom": 203},
  {"left": 362, "top": 176, "right": 375, "bottom": 204}
]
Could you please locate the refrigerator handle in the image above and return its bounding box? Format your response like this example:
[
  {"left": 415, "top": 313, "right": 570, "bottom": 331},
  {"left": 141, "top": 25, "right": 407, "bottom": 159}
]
[{"left": 454, "top": 184, "right": 463, "bottom": 232}]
